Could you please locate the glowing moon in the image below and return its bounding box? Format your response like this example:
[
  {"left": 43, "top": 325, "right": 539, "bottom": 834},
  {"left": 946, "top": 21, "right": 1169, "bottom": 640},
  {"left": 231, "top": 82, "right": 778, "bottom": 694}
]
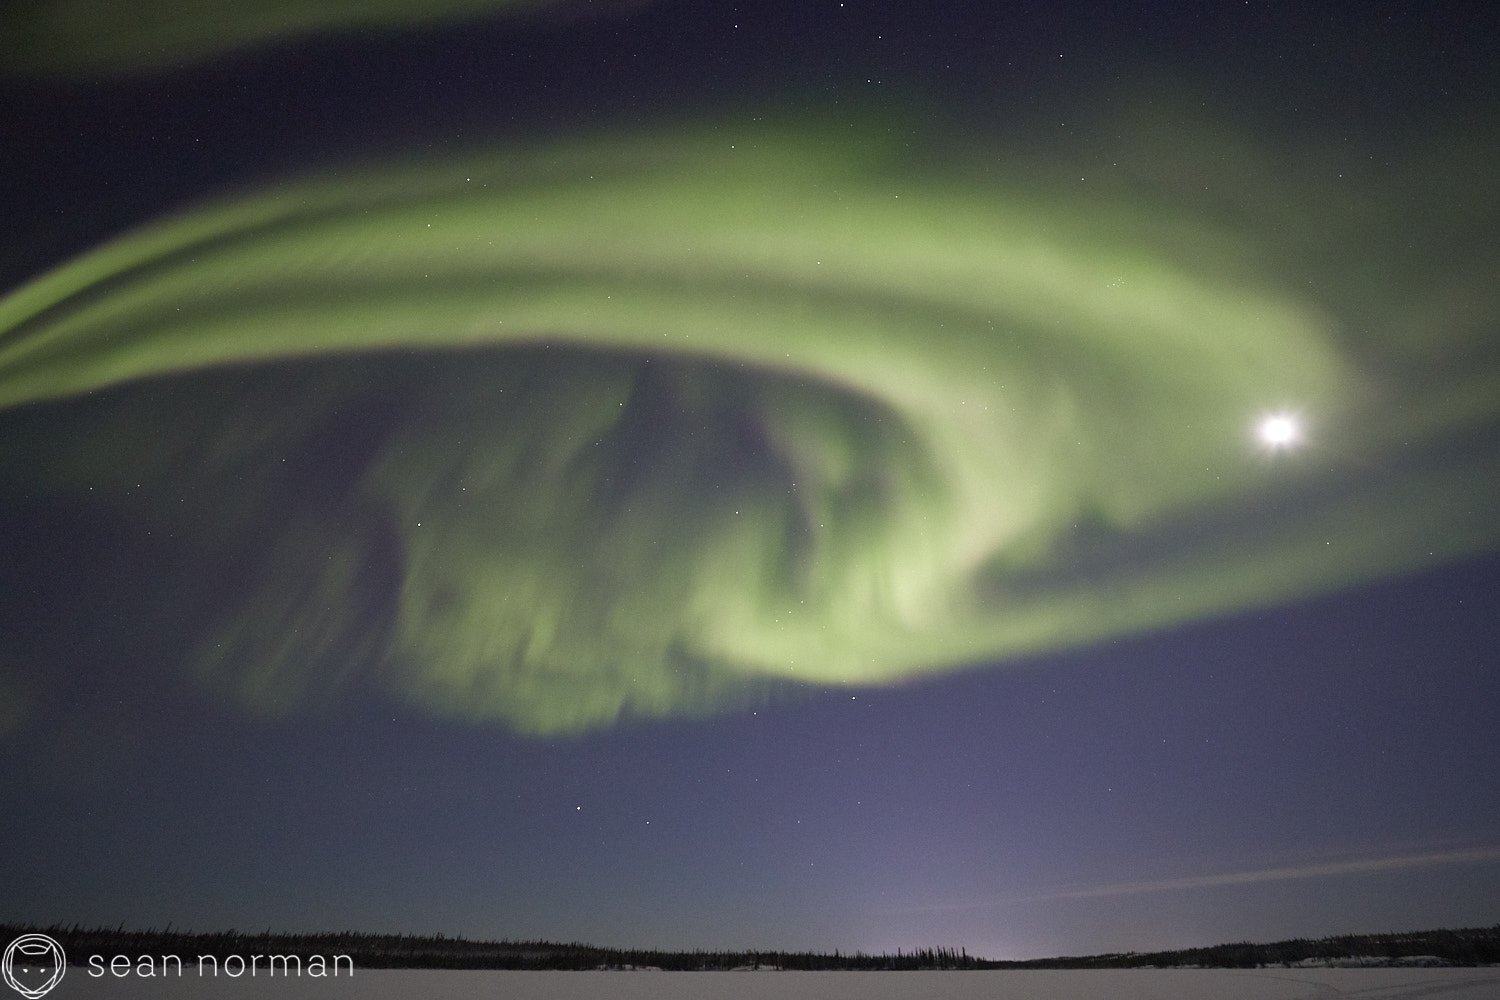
[{"left": 1258, "top": 414, "right": 1302, "bottom": 450}]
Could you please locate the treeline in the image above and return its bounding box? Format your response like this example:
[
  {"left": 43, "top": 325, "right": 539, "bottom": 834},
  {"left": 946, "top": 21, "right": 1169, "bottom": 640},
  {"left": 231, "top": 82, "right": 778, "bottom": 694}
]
[
  {"left": 0, "top": 924, "right": 985, "bottom": 971},
  {"left": 998, "top": 925, "right": 1500, "bottom": 969},
  {"left": 5, "top": 922, "right": 1497, "bottom": 970}
]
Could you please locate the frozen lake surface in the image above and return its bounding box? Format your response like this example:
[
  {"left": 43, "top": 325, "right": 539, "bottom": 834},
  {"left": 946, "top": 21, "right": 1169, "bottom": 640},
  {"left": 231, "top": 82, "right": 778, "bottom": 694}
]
[{"left": 60, "top": 967, "right": 1500, "bottom": 998}]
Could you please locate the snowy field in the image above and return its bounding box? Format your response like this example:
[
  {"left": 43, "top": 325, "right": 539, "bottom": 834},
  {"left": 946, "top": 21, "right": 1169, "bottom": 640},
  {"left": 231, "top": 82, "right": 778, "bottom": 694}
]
[{"left": 59, "top": 967, "right": 1500, "bottom": 999}]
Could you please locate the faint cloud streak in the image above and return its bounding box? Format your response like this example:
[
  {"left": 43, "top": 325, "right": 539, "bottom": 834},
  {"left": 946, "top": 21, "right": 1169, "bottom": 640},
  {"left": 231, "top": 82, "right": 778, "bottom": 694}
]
[{"left": 893, "top": 847, "right": 1500, "bottom": 914}]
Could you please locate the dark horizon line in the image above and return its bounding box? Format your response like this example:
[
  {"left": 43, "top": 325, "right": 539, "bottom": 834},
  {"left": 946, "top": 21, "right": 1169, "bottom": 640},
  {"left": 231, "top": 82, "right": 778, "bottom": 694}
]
[{"left": 6, "top": 920, "right": 1499, "bottom": 970}]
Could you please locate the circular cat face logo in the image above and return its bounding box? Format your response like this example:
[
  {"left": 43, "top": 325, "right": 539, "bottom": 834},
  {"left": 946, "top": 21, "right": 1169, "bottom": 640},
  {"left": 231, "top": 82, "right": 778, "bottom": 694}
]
[{"left": 3, "top": 935, "right": 66, "bottom": 999}]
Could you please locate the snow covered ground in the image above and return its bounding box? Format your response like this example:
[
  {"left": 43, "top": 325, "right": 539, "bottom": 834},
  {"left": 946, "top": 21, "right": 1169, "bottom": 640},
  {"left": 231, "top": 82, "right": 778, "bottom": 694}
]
[{"left": 59, "top": 967, "right": 1500, "bottom": 998}]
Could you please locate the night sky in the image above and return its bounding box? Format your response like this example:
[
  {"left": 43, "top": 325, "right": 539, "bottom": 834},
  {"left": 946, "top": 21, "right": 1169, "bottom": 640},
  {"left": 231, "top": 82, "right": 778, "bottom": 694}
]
[{"left": 2, "top": 0, "right": 1498, "bottom": 960}]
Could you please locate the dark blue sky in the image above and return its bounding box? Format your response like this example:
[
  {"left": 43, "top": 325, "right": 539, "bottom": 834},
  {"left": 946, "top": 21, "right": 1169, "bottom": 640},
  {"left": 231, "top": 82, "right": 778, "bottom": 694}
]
[
  {"left": 1, "top": 0, "right": 1498, "bottom": 960},
  {"left": 5, "top": 551, "right": 1499, "bottom": 957}
]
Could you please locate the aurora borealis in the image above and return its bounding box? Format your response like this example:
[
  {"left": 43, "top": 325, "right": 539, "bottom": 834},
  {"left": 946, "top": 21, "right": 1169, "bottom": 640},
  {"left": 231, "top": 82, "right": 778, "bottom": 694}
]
[
  {"left": 4, "top": 114, "right": 1497, "bottom": 734},
  {"left": 2, "top": 0, "right": 576, "bottom": 74},
  {"left": 2, "top": 0, "right": 1498, "bottom": 961}
]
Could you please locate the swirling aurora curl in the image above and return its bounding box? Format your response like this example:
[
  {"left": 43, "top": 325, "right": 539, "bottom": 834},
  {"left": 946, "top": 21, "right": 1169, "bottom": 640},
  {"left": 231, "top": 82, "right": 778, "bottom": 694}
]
[{"left": 1, "top": 119, "right": 1497, "bottom": 733}]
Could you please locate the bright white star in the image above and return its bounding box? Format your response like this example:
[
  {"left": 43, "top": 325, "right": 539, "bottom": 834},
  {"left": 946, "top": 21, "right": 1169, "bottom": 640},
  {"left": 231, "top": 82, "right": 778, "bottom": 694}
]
[{"left": 1257, "top": 413, "right": 1302, "bottom": 450}]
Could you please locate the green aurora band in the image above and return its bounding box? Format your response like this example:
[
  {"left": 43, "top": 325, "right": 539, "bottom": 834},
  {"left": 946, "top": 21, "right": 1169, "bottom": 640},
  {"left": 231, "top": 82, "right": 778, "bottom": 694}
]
[
  {"left": 1, "top": 0, "right": 585, "bottom": 74},
  {"left": 2, "top": 116, "right": 1497, "bottom": 733}
]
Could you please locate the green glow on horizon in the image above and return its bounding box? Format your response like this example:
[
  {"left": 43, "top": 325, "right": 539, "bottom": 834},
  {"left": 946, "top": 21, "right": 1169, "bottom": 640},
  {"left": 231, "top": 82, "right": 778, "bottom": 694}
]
[{"left": 1, "top": 116, "right": 1497, "bottom": 734}]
